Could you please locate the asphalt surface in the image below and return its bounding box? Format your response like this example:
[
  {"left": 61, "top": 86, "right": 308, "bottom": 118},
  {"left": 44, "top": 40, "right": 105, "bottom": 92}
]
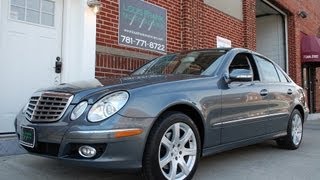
[{"left": 0, "top": 120, "right": 320, "bottom": 180}]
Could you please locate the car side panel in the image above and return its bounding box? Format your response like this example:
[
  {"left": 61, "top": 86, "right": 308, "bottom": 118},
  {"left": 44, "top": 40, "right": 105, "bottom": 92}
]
[
  {"left": 220, "top": 82, "right": 269, "bottom": 143},
  {"left": 266, "top": 83, "right": 295, "bottom": 133},
  {"left": 120, "top": 77, "right": 223, "bottom": 148}
]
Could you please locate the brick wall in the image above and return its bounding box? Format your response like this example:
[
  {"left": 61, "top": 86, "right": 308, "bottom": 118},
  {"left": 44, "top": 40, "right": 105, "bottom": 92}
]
[
  {"left": 96, "top": 0, "right": 183, "bottom": 54},
  {"left": 96, "top": 0, "right": 255, "bottom": 77},
  {"left": 275, "top": 0, "right": 320, "bottom": 112},
  {"left": 96, "top": 0, "right": 320, "bottom": 111},
  {"left": 95, "top": 53, "right": 147, "bottom": 78},
  {"left": 274, "top": 0, "right": 320, "bottom": 84},
  {"left": 243, "top": 0, "right": 256, "bottom": 50},
  {"left": 96, "top": 0, "right": 184, "bottom": 77}
]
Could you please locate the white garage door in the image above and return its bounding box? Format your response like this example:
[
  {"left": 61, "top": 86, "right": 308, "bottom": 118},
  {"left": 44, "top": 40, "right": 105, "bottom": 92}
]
[
  {"left": 0, "top": 0, "right": 63, "bottom": 133},
  {"left": 256, "top": 15, "right": 286, "bottom": 70}
]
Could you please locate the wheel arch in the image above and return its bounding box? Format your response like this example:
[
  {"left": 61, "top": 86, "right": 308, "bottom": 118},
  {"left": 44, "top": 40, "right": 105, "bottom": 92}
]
[
  {"left": 145, "top": 102, "right": 206, "bottom": 152},
  {"left": 294, "top": 105, "right": 305, "bottom": 123},
  {"left": 141, "top": 103, "right": 204, "bottom": 180}
]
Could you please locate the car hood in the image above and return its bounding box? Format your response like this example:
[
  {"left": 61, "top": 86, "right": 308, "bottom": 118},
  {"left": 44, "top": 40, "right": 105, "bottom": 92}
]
[{"left": 40, "top": 74, "right": 205, "bottom": 103}]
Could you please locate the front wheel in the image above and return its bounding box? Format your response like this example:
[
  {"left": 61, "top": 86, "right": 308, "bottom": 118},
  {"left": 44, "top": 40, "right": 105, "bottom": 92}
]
[
  {"left": 276, "top": 109, "right": 303, "bottom": 150},
  {"left": 142, "top": 112, "right": 201, "bottom": 180}
]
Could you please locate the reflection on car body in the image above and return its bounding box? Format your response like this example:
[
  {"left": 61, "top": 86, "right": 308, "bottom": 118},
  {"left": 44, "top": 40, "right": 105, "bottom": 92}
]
[{"left": 16, "top": 48, "right": 309, "bottom": 180}]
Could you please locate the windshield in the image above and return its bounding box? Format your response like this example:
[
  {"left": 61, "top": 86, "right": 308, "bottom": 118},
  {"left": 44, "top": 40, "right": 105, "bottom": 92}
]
[{"left": 132, "top": 50, "right": 227, "bottom": 76}]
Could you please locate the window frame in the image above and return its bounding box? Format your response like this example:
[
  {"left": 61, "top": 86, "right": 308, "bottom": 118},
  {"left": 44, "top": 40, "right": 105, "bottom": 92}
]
[
  {"left": 274, "top": 65, "right": 290, "bottom": 83},
  {"left": 8, "top": 0, "right": 56, "bottom": 28},
  {"left": 227, "top": 53, "right": 261, "bottom": 82},
  {"left": 253, "top": 55, "right": 281, "bottom": 83}
]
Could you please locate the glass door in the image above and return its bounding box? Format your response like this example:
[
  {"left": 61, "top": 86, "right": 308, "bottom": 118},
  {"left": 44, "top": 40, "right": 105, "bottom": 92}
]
[{"left": 302, "top": 65, "right": 316, "bottom": 113}]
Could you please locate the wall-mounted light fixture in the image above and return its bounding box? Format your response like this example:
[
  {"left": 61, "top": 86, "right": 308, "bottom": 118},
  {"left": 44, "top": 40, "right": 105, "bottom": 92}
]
[
  {"left": 87, "top": 0, "right": 101, "bottom": 14},
  {"left": 298, "top": 11, "right": 308, "bottom": 19}
]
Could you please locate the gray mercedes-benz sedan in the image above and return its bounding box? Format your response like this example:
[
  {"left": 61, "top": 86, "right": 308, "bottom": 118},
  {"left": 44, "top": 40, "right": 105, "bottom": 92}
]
[{"left": 15, "top": 48, "right": 309, "bottom": 180}]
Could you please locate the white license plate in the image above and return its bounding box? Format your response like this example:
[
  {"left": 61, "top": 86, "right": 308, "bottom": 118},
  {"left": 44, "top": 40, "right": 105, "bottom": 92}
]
[{"left": 20, "top": 126, "right": 35, "bottom": 148}]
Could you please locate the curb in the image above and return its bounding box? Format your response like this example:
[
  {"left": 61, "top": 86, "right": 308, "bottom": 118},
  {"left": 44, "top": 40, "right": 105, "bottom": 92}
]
[
  {"left": 0, "top": 135, "right": 26, "bottom": 157},
  {"left": 307, "top": 114, "right": 320, "bottom": 121}
]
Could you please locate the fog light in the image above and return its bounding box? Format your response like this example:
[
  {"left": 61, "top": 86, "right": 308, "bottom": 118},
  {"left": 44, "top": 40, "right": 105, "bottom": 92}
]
[{"left": 78, "top": 145, "right": 97, "bottom": 158}]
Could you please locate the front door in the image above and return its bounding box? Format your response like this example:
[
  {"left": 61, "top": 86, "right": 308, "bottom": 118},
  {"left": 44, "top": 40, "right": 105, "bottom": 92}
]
[
  {"left": 0, "top": 0, "right": 63, "bottom": 133},
  {"left": 221, "top": 53, "right": 269, "bottom": 144}
]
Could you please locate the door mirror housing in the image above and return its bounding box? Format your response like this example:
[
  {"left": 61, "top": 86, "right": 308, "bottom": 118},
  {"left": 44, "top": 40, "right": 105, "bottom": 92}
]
[{"left": 227, "top": 69, "right": 253, "bottom": 83}]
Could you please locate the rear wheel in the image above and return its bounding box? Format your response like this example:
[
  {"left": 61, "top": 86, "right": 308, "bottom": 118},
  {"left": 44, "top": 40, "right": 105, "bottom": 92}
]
[
  {"left": 142, "top": 112, "right": 201, "bottom": 180},
  {"left": 276, "top": 109, "right": 303, "bottom": 150}
]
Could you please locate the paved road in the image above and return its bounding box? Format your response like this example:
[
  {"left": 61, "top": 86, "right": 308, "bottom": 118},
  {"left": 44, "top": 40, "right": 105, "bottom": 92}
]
[{"left": 1, "top": 121, "right": 320, "bottom": 180}]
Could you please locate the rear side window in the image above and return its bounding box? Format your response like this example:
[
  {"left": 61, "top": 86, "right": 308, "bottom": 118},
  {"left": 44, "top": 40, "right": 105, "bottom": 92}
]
[
  {"left": 254, "top": 55, "right": 280, "bottom": 82},
  {"left": 275, "top": 66, "right": 289, "bottom": 83}
]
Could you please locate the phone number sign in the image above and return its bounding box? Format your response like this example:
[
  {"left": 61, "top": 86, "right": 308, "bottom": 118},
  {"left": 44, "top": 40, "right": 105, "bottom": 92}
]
[{"left": 118, "top": 0, "right": 167, "bottom": 54}]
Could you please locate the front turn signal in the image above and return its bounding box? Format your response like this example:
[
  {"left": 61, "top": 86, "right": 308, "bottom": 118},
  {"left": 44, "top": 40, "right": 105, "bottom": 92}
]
[{"left": 114, "top": 129, "right": 143, "bottom": 139}]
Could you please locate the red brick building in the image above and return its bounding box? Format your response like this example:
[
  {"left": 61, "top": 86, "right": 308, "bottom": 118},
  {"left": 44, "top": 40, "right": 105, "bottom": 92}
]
[{"left": 95, "top": 0, "right": 320, "bottom": 112}]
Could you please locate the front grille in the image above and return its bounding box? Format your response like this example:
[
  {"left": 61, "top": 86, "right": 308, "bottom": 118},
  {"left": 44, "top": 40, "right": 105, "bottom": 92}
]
[{"left": 25, "top": 92, "right": 73, "bottom": 122}]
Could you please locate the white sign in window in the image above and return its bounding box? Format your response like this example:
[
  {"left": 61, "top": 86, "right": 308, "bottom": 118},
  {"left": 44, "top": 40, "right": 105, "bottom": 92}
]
[
  {"left": 216, "top": 36, "right": 232, "bottom": 48},
  {"left": 10, "top": 0, "right": 55, "bottom": 27}
]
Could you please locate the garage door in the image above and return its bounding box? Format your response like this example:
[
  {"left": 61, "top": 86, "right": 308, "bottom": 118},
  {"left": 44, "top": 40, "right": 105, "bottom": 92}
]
[
  {"left": 256, "top": 15, "right": 286, "bottom": 70},
  {"left": 0, "top": 0, "right": 63, "bottom": 133}
]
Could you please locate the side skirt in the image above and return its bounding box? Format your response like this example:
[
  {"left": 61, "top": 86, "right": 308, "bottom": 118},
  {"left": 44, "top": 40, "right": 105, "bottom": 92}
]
[{"left": 202, "top": 131, "right": 287, "bottom": 157}]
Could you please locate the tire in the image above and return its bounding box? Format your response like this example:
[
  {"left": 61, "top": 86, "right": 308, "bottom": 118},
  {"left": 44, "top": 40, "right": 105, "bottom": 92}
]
[
  {"left": 142, "top": 111, "right": 201, "bottom": 180},
  {"left": 276, "top": 109, "right": 304, "bottom": 150}
]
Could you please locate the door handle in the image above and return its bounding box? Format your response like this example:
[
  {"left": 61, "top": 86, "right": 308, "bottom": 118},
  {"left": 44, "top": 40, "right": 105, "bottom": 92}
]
[
  {"left": 287, "top": 89, "right": 293, "bottom": 95},
  {"left": 55, "top": 56, "right": 62, "bottom": 74},
  {"left": 260, "top": 89, "right": 268, "bottom": 96}
]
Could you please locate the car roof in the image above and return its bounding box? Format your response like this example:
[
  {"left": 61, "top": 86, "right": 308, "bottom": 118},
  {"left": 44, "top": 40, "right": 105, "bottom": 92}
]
[
  {"left": 177, "top": 47, "right": 252, "bottom": 54},
  {"left": 191, "top": 48, "right": 273, "bottom": 61},
  {"left": 166, "top": 48, "right": 273, "bottom": 63}
]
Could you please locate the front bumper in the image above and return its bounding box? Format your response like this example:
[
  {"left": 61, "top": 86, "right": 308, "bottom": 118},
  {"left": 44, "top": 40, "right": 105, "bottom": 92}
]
[{"left": 15, "top": 111, "right": 154, "bottom": 170}]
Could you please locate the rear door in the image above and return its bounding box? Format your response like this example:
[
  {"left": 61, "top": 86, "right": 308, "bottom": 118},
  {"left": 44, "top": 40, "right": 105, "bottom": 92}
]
[
  {"left": 221, "top": 53, "right": 269, "bottom": 144},
  {"left": 254, "top": 55, "right": 293, "bottom": 133}
]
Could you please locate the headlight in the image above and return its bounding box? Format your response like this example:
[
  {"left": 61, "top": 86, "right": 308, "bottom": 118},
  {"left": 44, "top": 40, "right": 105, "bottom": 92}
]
[
  {"left": 71, "top": 101, "right": 88, "bottom": 120},
  {"left": 88, "top": 91, "right": 129, "bottom": 122}
]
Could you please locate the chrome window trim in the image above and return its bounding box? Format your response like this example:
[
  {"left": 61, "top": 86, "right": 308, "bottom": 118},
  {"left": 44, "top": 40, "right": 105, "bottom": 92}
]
[{"left": 221, "top": 112, "right": 288, "bottom": 125}]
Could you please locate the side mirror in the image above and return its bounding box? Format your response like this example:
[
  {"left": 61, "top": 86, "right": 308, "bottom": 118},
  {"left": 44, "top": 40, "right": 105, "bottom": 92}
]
[{"left": 227, "top": 69, "right": 253, "bottom": 83}]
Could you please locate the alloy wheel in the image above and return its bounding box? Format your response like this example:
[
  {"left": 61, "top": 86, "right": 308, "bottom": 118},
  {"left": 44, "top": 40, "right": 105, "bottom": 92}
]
[
  {"left": 291, "top": 113, "right": 303, "bottom": 146},
  {"left": 158, "top": 122, "right": 197, "bottom": 180}
]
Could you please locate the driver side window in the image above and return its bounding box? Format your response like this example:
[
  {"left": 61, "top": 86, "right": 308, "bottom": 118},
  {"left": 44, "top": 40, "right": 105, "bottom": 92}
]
[
  {"left": 229, "top": 54, "right": 251, "bottom": 72},
  {"left": 229, "top": 53, "right": 260, "bottom": 81}
]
